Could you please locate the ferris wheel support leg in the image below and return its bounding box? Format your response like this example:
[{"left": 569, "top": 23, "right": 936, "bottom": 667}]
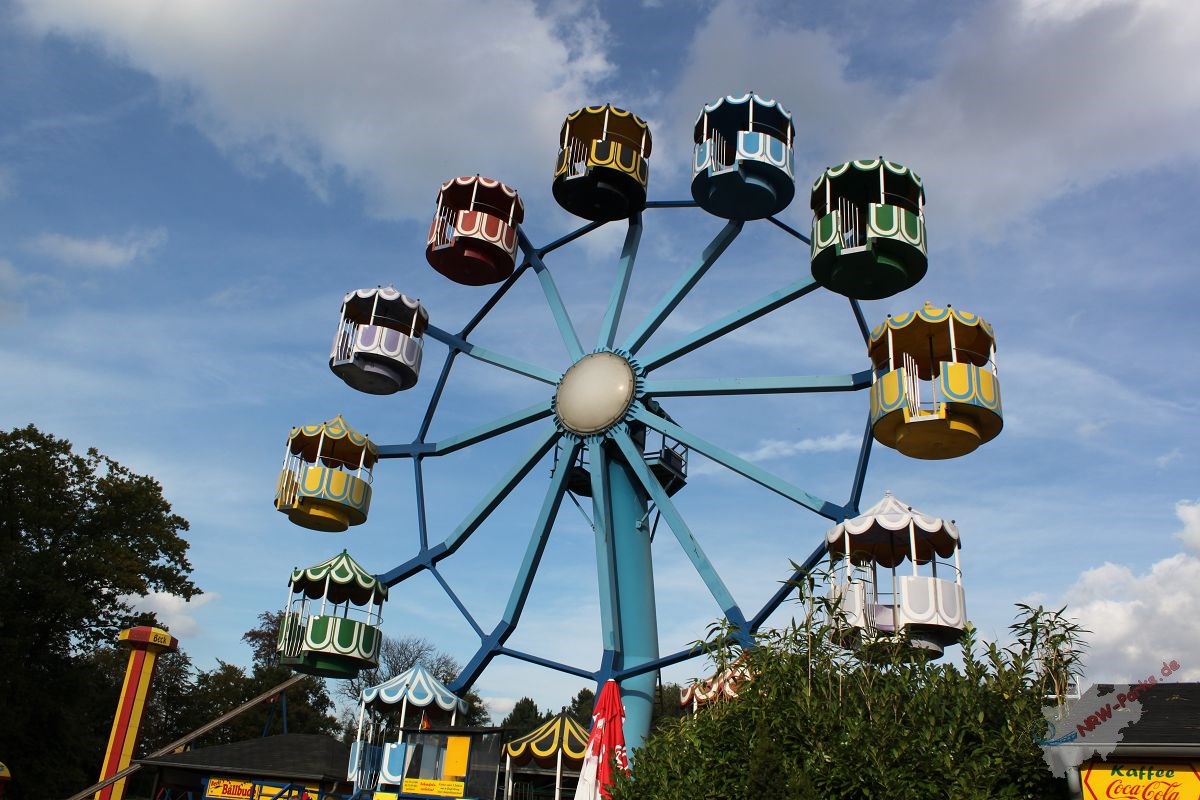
[{"left": 590, "top": 439, "right": 660, "bottom": 754}]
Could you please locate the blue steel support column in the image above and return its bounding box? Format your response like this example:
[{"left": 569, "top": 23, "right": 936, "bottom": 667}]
[{"left": 592, "top": 439, "right": 659, "bottom": 753}]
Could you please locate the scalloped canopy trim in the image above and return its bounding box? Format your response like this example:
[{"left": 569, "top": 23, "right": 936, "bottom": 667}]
[
  {"left": 826, "top": 492, "right": 958, "bottom": 544},
  {"left": 436, "top": 175, "right": 525, "bottom": 220},
  {"left": 868, "top": 304, "right": 994, "bottom": 347},
  {"left": 361, "top": 663, "right": 467, "bottom": 713},
  {"left": 290, "top": 549, "right": 387, "bottom": 603},
  {"left": 288, "top": 414, "right": 378, "bottom": 455},
  {"left": 563, "top": 103, "right": 649, "bottom": 130},
  {"left": 697, "top": 92, "right": 793, "bottom": 122},
  {"left": 504, "top": 712, "right": 590, "bottom": 763},
  {"left": 811, "top": 158, "right": 922, "bottom": 189}
]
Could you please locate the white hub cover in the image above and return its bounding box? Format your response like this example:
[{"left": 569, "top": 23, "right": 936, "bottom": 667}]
[{"left": 554, "top": 352, "right": 636, "bottom": 435}]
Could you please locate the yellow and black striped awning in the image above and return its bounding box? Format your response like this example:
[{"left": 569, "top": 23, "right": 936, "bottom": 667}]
[{"left": 504, "top": 712, "right": 589, "bottom": 768}]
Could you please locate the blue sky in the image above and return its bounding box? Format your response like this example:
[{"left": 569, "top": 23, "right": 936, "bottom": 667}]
[{"left": 2, "top": 0, "right": 1198, "bottom": 722}]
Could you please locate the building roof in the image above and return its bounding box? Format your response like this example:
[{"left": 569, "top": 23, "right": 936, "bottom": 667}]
[{"left": 136, "top": 734, "right": 350, "bottom": 783}]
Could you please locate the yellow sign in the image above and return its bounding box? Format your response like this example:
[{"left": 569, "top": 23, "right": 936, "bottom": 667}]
[
  {"left": 206, "top": 778, "right": 260, "bottom": 799},
  {"left": 401, "top": 777, "right": 466, "bottom": 797},
  {"left": 1083, "top": 761, "right": 1200, "bottom": 800},
  {"left": 442, "top": 736, "right": 471, "bottom": 779},
  {"left": 205, "top": 778, "right": 319, "bottom": 799}
]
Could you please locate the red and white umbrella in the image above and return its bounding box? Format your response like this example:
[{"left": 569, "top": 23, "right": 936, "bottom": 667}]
[{"left": 573, "top": 680, "right": 628, "bottom": 800}]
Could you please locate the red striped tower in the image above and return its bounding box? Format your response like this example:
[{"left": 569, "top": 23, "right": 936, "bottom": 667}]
[{"left": 95, "top": 626, "right": 179, "bottom": 800}]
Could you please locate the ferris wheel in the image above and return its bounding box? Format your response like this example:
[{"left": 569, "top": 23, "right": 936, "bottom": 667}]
[{"left": 272, "top": 94, "right": 1005, "bottom": 751}]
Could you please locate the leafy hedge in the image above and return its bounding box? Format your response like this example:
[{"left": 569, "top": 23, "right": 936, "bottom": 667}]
[{"left": 611, "top": 599, "right": 1081, "bottom": 800}]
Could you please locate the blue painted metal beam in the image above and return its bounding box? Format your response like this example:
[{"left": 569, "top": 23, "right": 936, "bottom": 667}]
[
  {"left": 766, "top": 215, "right": 811, "bottom": 245},
  {"left": 748, "top": 541, "right": 828, "bottom": 631},
  {"left": 644, "top": 200, "right": 700, "bottom": 209},
  {"left": 495, "top": 647, "right": 597, "bottom": 681},
  {"left": 643, "top": 371, "right": 872, "bottom": 397},
  {"left": 537, "top": 220, "right": 607, "bottom": 258},
  {"left": 631, "top": 406, "right": 845, "bottom": 521},
  {"left": 429, "top": 566, "right": 485, "bottom": 639},
  {"left": 517, "top": 229, "right": 585, "bottom": 363},
  {"left": 453, "top": 439, "right": 577, "bottom": 690},
  {"left": 849, "top": 298, "right": 871, "bottom": 346},
  {"left": 418, "top": 350, "right": 459, "bottom": 442},
  {"left": 588, "top": 441, "right": 620, "bottom": 654},
  {"left": 597, "top": 214, "right": 642, "bottom": 349},
  {"left": 638, "top": 277, "right": 820, "bottom": 371},
  {"left": 429, "top": 401, "right": 553, "bottom": 455},
  {"left": 425, "top": 324, "right": 559, "bottom": 384},
  {"left": 622, "top": 220, "right": 743, "bottom": 354},
  {"left": 461, "top": 261, "right": 533, "bottom": 338},
  {"left": 612, "top": 429, "right": 749, "bottom": 635},
  {"left": 847, "top": 414, "right": 874, "bottom": 515},
  {"left": 500, "top": 439, "right": 578, "bottom": 625},
  {"left": 413, "top": 458, "right": 429, "bottom": 550}
]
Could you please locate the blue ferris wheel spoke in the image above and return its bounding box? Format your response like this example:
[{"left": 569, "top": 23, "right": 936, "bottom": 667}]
[
  {"left": 424, "top": 324, "right": 559, "bottom": 384},
  {"left": 517, "top": 229, "right": 585, "bottom": 363},
  {"left": 429, "top": 566, "right": 486, "bottom": 639},
  {"left": 461, "top": 261, "right": 534, "bottom": 339},
  {"left": 765, "top": 215, "right": 812, "bottom": 245},
  {"left": 748, "top": 540, "right": 828, "bottom": 632},
  {"left": 849, "top": 298, "right": 871, "bottom": 345},
  {"left": 452, "top": 438, "right": 578, "bottom": 691},
  {"left": 621, "top": 220, "right": 743, "bottom": 355},
  {"left": 535, "top": 220, "right": 608, "bottom": 258},
  {"left": 596, "top": 214, "right": 642, "bottom": 350},
  {"left": 495, "top": 646, "right": 596, "bottom": 681},
  {"left": 847, "top": 413, "right": 875, "bottom": 515},
  {"left": 611, "top": 430, "right": 747, "bottom": 629},
  {"left": 417, "top": 351, "right": 460, "bottom": 442},
  {"left": 642, "top": 372, "right": 871, "bottom": 397},
  {"left": 631, "top": 405, "right": 845, "bottom": 521},
  {"left": 427, "top": 402, "right": 554, "bottom": 456},
  {"left": 413, "top": 457, "right": 430, "bottom": 550},
  {"left": 637, "top": 276, "right": 820, "bottom": 371},
  {"left": 376, "top": 427, "right": 559, "bottom": 587},
  {"left": 588, "top": 441, "right": 621, "bottom": 654}
]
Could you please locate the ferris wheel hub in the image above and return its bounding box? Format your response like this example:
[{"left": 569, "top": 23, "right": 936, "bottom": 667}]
[{"left": 554, "top": 352, "right": 637, "bottom": 435}]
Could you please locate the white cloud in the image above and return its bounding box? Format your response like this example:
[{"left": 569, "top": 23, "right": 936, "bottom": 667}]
[
  {"left": 130, "top": 590, "right": 217, "bottom": 638},
  {"left": 15, "top": 0, "right": 613, "bottom": 220},
  {"left": 27, "top": 227, "right": 167, "bottom": 268},
  {"left": 740, "top": 431, "right": 860, "bottom": 460},
  {"left": 1175, "top": 499, "right": 1200, "bottom": 551},
  {"left": 1063, "top": 502, "right": 1200, "bottom": 684},
  {"left": 1156, "top": 448, "right": 1184, "bottom": 469},
  {"left": 860, "top": 0, "right": 1200, "bottom": 236}
]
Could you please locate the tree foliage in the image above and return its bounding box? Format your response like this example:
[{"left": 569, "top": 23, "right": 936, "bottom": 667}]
[
  {"left": 501, "top": 697, "right": 551, "bottom": 738},
  {"left": 0, "top": 425, "right": 196, "bottom": 799},
  {"left": 611, "top": 597, "right": 1085, "bottom": 800}
]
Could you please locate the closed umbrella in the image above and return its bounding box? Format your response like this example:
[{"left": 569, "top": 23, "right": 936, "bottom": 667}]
[{"left": 573, "top": 680, "right": 628, "bottom": 800}]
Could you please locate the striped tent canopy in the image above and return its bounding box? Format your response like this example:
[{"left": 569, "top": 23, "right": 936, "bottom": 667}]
[
  {"left": 504, "top": 712, "right": 589, "bottom": 769},
  {"left": 361, "top": 663, "right": 467, "bottom": 714},
  {"left": 288, "top": 414, "right": 379, "bottom": 470},
  {"left": 289, "top": 550, "right": 387, "bottom": 606},
  {"left": 680, "top": 657, "right": 753, "bottom": 711}
]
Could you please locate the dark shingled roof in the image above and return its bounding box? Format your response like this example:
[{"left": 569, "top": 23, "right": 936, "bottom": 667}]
[
  {"left": 1102, "top": 682, "right": 1200, "bottom": 747},
  {"left": 137, "top": 734, "right": 350, "bottom": 782}
]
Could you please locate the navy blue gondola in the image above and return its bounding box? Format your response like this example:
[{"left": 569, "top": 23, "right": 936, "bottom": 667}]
[{"left": 691, "top": 93, "right": 795, "bottom": 220}]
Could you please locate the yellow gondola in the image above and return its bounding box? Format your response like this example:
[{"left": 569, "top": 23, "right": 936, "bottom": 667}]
[
  {"left": 868, "top": 303, "right": 1003, "bottom": 459},
  {"left": 553, "top": 104, "right": 652, "bottom": 221},
  {"left": 274, "top": 415, "right": 378, "bottom": 531}
]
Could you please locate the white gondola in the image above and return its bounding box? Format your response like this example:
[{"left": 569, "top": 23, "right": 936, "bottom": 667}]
[{"left": 330, "top": 287, "right": 429, "bottom": 395}]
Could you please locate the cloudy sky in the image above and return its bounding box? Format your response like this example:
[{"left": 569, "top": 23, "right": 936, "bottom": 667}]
[{"left": 2, "top": 0, "right": 1197, "bottom": 722}]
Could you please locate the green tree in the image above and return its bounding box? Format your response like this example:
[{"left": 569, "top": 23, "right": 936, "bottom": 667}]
[
  {"left": 0, "top": 425, "right": 197, "bottom": 799},
  {"left": 566, "top": 687, "right": 596, "bottom": 728},
  {"left": 611, "top": 600, "right": 1083, "bottom": 800},
  {"left": 500, "top": 697, "right": 550, "bottom": 739}
]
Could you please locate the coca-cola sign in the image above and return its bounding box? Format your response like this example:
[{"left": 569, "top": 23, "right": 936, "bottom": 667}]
[{"left": 1083, "top": 762, "right": 1200, "bottom": 800}]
